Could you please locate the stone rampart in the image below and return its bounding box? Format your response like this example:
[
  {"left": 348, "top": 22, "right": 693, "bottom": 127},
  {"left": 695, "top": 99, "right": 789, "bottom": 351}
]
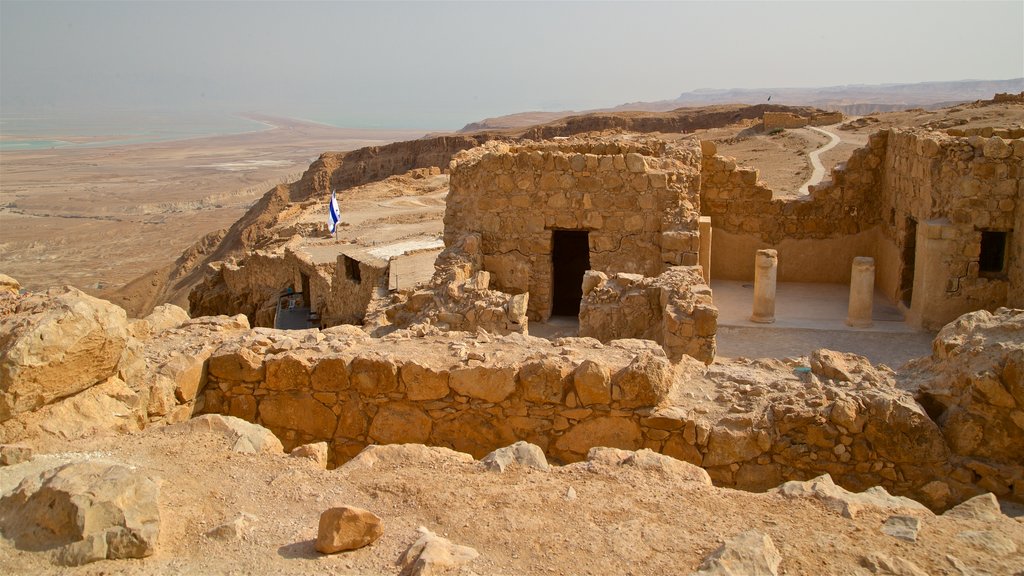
[
  {"left": 194, "top": 327, "right": 1012, "bottom": 510},
  {"left": 200, "top": 330, "right": 677, "bottom": 464}
]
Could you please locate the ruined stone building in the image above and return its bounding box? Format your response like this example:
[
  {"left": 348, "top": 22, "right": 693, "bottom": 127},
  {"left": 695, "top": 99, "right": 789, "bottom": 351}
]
[
  {"left": 191, "top": 125, "right": 1022, "bottom": 361},
  {"left": 702, "top": 128, "right": 1022, "bottom": 330}
]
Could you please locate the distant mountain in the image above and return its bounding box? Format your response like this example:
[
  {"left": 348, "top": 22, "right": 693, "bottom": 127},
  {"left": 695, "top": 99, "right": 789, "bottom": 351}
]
[
  {"left": 461, "top": 79, "right": 1024, "bottom": 131},
  {"left": 663, "top": 78, "right": 1024, "bottom": 115}
]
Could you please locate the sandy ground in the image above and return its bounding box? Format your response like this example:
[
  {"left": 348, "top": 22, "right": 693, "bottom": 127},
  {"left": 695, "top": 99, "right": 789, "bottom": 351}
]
[
  {"left": 0, "top": 116, "right": 425, "bottom": 294},
  {"left": 2, "top": 424, "right": 1022, "bottom": 576},
  {"left": 686, "top": 121, "right": 832, "bottom": 197}
]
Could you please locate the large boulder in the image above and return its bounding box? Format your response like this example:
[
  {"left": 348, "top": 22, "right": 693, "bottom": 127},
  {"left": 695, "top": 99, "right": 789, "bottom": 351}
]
[
  {"left": 0, "top": 461, "right": 161, "bottom": 566},
  {"left": 911, "top": 309, "right": 1024, "bottom": 465},
  {"left": 315, "top": 506, "right": 383, "bottom": 554},
  {"left": 0, "top": 287, "right": 129, "bottom": 421}
]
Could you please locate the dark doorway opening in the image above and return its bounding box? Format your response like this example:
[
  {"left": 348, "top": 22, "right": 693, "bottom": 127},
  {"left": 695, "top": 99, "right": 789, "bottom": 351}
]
[
  {"left": 551, "top": 230, "right": 590, "bottom": 317},
  {"left": 979, "top": 230, "right": 1009, "bottom": 277},
  {"left": 899, "top": 217, "right": 917, "bottom": 307}
]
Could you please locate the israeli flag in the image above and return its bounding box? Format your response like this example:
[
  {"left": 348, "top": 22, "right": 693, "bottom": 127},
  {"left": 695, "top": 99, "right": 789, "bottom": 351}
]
[{"left": 327, "top": 189, "right": 341, "bottom": 235}]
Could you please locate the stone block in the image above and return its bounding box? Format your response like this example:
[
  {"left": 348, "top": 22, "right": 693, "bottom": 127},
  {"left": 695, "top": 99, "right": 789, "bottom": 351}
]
[
  {"left": 369, "top": 403, "right": 432, "bottom": 445},
  {"left": 350, "top": 356, "right": 399, "bottom": 396},
  {"left": 574, "top": 360, "right": 611, "bottom": 406},
  {"left": 401, "top": 363, "right": 450, "bottom": 401},
  {"left": 450, "top": 366, "right": 516, "bottom": 403}
]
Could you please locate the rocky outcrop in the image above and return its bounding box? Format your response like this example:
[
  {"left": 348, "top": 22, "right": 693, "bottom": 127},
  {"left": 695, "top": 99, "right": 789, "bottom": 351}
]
[
  {"left": 0, "top": 461, "right": 161, "bottom": 566},
  {"left": 0, "top": 284, "right": 251, "bottom": 444},
  {"left": 771, "top": 474, "right": 929, "bottom": 519},
  {"left": 0, "top": 286, "right": 128, "bottom": 421},
  {"left": 905, "top": 308, "right": 1024, "bottom": 501}
]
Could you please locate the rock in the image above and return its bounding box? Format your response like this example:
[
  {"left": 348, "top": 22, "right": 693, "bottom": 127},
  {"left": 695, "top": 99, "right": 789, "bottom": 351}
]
[
  {"left": 0, "top": 461, "right": 160, "bottom": 565},
  {"left": 0, "top": 286, "right": 129, "bottom": 421},
  {"left": 0, "top": 443, "right": 33, "bottom": 465},
  {"left": 810, "top": 349, "right": 877, "bottom": 382},
  {"left": 983, "top": 136, "right": 1012, "bottom": 159},
  {"left": 368, "top": 403, "right": 432, "bottom": 445},
  {"left": 956, "top": 530, "right": 1019, "bottom": 555},
  {"left": 881, "top": 515, "right": 920, "bottom": 542},
  {"left": 554, "top": 417, "right": 642, "bottom": 459},
  {"left": 398, "top": 526, "right": 479, "bottom": 576},
  {"left": 915, "top": 309, "right": 1024, "bottom": 465},
  {"left": 859, "top": 553, "right": 929, "bottom": 576},
  {"left": 315, "top": 506, "right": 383, "bottom": 554},
  {"left": 585, "top": 447, "right": 712, "bottom": 485},
  {"left": 129, "top": 303, "right": 190, "bottom": 339},
  {"left": 613, "top": 351, "right": 673, "bottom": 408},
  {"left": 343, "top": 444, "right": 475, "bottom": 471},
  {"left": 175, "top": 414, "right": 283, "bottom": 454},
  {"left": 290, "top": 441, "right": 329, "bottom": 468},
  {"left": 208, "top": 344, "right": 265, "bottom": 382},
  {"left": 691, "top": 530, "right": 782, "bottom": 576},
  {"left": 574, "top": 359, "right": 611, "bottom": 406},
  {"left": 770, "top": 474, "right": 929, "bottom": 519},
  {"left": 2, "top": 376, "right": 145, "bottom": 444},
  {"left": 205, "top": 513, "right": 255, "bottom": 540},
  {"left": 943, "top": 492, "right": 1005, "bottom": 521},
  {"left": 449, "top": 365, "right": 516, "bottom": 403},
  {"left": 481, "top": 441, "right": 549, "bottom": 472},
  {"left": 0, "top": 274, "right": 21, "bottom": 295}
]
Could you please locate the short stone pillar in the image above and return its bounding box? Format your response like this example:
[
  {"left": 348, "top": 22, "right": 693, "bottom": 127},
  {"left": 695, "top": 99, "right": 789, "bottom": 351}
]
[
  {"left": 750, "top": 249, "right": 778, "bottom": 323},
  {"left": 846, "top": 257, "right": 876, "bottom": 328},
  {"left": 698, "top": 216, "right": 712, "bottom": 284}
]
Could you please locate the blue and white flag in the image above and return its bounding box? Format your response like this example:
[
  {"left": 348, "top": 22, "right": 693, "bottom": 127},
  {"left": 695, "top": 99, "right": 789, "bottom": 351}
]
[{"left": 327, "top": 189, "right": 341, "bottom": 235}]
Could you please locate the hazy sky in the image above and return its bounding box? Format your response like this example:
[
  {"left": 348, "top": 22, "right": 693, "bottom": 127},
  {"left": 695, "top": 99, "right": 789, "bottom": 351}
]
[{"left": 2, "top": 0, "right": 1022, "bottom": 129}]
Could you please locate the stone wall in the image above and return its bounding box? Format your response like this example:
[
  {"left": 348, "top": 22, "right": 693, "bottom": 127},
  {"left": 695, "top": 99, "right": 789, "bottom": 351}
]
[
  {"left": 195, "top": 328, "right": 1012, "bottom": 510},
  {"left": 763, "top": 111, "right": 844, "bottom": 131},
  {"left": 700, "top": 134, "right": 885, "bottom": 283},
  {"left": 878, "top": 131, "right": 1022, "bottom": 328},
  {"left": 444, "top": 136, "right": 703, "bottom": 321},
  {"left": 579, "top": 266, "right": 717, "bottom": 364},
  {"left": 200, "top": 330, "right": 677, "bottom": 465}
]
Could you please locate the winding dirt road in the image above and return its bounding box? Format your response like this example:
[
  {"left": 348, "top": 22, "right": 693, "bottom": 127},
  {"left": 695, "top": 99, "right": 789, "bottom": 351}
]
[{"left": 799, "top": 125, "right": 842, "bottom": 194}]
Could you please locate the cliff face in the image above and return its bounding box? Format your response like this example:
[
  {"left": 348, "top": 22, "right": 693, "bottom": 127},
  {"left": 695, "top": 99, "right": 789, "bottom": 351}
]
[
  {"left": 519, "top": 104, "right": 824, "bottom": 139},
  {"left": 105, "top": 135, "right": 494, "bottom": 318}
]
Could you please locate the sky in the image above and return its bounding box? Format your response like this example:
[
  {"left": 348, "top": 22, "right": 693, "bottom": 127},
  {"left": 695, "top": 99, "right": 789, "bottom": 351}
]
[{"left": 1, "top": 0, "right": 1023, "bottom": 130}]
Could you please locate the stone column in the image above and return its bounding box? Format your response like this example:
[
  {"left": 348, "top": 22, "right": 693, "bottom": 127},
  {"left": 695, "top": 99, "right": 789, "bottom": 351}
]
[
  {"left": 750, "top": 249, "right": 777, "bottom": 323},
  {"left": 698, "top": 216, "right": 712, "bottom": 284},
  {"left": 847, "top": 257, "right": 875, "bottom": 328}
]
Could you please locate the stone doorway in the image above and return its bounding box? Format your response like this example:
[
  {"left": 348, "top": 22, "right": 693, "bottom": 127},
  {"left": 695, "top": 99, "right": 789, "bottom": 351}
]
[{"left": 551, "top": 230, "right": 590, "bottom": 317}]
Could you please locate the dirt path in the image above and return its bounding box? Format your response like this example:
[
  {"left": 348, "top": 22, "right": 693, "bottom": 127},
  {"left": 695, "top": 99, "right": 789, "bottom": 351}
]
[{"left": 799, "top": 125, "right": 842, "bottom": 194}]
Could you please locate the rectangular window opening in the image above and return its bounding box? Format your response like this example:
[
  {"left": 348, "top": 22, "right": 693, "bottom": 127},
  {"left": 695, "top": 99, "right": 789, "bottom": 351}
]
[
  {"left": 979, "top": 230, "right": 1009, "bottom": 277},
  {"left": 344, "top": 256, "right": 362, "bottom": 283}
]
